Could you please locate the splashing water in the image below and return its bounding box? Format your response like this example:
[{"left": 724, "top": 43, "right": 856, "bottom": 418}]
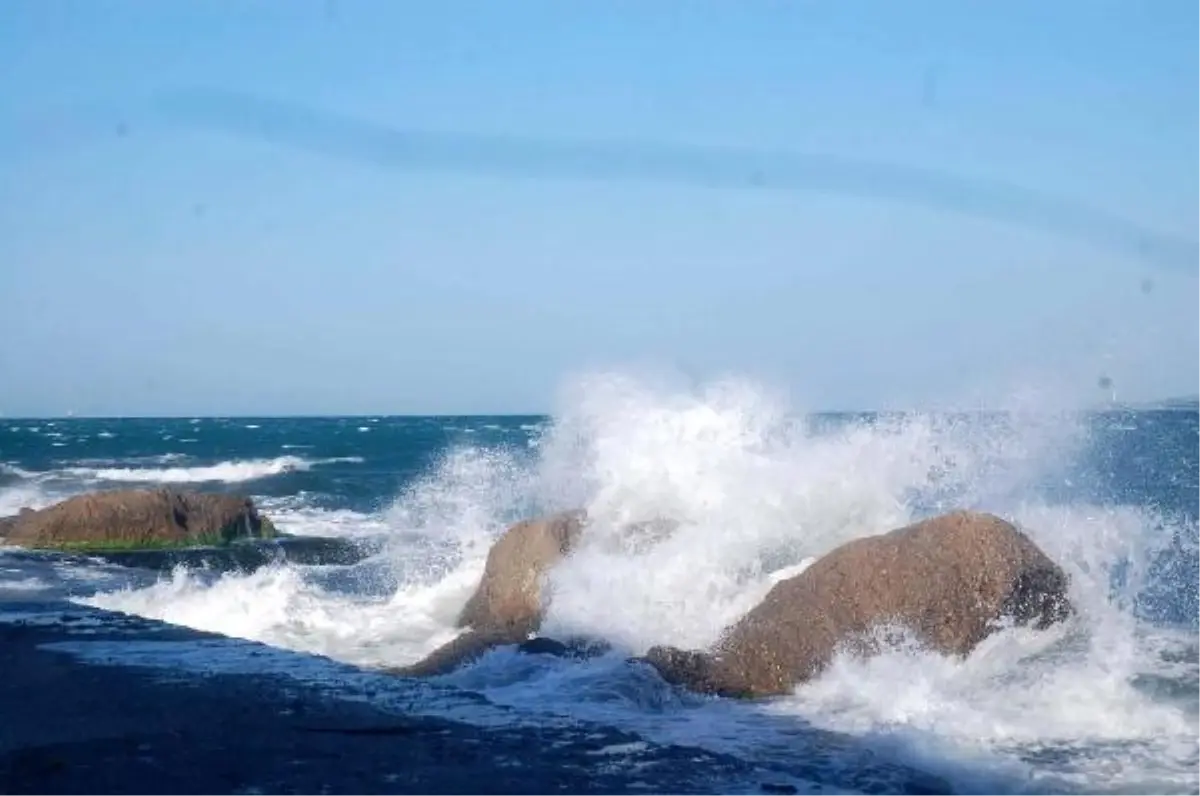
[{"left": 78, "top": 371, "right": 1198, "bottom": 794}]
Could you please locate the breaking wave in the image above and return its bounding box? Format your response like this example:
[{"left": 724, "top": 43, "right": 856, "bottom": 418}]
[
  {"left": 6, "top": 456, "right": 364, "bottom": 486},
  {"left": 77, "top": 371, "right": 1199, "bottom": 793},
  {"left": 66, "top": 455, "right": 364, "bottom": 484}
]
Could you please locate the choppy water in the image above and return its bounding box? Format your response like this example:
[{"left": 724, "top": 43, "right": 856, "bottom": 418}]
[{"left": 1, "top": 374, "right": 1196, "bottom": 794}]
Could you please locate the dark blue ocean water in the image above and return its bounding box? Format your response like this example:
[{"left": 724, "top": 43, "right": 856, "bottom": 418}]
[
  {"left": 2, "top": 409, "right": 1195, "bottom": 513},
  {"left": 1, "top": 407, "right": 1197, "bottom": 794},
  {"left": 1, "top": 415, "right": 542, "bottom": 512}
]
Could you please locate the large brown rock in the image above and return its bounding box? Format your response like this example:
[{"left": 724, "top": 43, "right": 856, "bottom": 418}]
[
  {"left": 391, "top": 510, "right": 586, "bottom": 677},
  {"left": 644, "top": 511, "right": 1072, "bottom": 698},
  {"left": 0, "top": 489, "right": 277, "bottom": 550},
  {"left": 455, "top": 510, "right": 587, "bottom": 634}
]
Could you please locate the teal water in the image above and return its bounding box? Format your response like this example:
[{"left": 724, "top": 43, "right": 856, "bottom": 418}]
[{"left": 0, "top": 414, "right": 544, "bottom": 513}]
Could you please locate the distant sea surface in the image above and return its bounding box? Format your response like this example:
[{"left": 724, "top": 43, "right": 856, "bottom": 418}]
[{"left": 1, "top": 392, "right": 1197, "bottom": 794}]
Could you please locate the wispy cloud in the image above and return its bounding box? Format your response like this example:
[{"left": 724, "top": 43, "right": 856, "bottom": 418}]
[{"left": 131, "top": 87, "right": 1193, "bottom": 274}]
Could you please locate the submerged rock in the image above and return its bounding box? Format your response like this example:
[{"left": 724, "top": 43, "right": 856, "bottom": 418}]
[
  {"left": 392, "top": 510, "right": 587, "bottom": 677},
  {"left": 516, "top": 636, "right": 612, "bottom": 660},
  {"left": 396, "top": 628, "right": 524, "bottom": 677},
  {"left": 0, "top": 488, "right": 278, "bottom": 552},
  {"left": 644, "top": 511, "right": 1072, "bottom": 698},
  {"left": 397, "top": 633, "right": 612, "bottom": 678}
]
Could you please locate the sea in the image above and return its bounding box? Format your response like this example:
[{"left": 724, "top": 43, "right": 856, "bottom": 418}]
[{"left": 1, "top": 377, "right": 1197, "bottom": 794}]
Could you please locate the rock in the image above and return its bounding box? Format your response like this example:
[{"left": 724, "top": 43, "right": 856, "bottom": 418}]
[
  {"left": 644, "top": 511, "right": 1072, "bottom": 698},
  {"left": 75, "top": 534, "right": 376, "bottom": 574},
  {"left": 0, "top": 489, "right": 278, "bottom": 551},
  {"left": 516, "top": 636, "right": 612, "bottom": 660},
  {"left": 455, "top": 510, "right": 587, "bottom": 635},
  {"left": 515, "top": 636, "right": 572, "bottom": 657},
  {"left": 392, "top": 510, "right": 586, "bottom": 677},
  {"left": 391, "top": 629, "right": 519, "bottom": 677},
  {"left": 391, "top": 632, "right": 611, "bottom": 678}
]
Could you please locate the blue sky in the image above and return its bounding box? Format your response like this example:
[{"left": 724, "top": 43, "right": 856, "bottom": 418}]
[{"left": 1, "top": 1, "right": 1195, "bottom": 416}]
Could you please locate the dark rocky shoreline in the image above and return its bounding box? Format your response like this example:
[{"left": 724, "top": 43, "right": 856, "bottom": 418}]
[
  {"left": 0, "top": 599, "right": 952, "bottom": 795},
  {"left": 0, "top": 601, "right": 752, "bottom": 794}
]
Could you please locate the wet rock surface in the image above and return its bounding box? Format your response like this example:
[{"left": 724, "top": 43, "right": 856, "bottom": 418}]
[
  {"left": 397, "top": 510, "right": 587, "bottom": 677},
  {"left": 455, "top": 510, "right": 587, "bottom": 635},
  {"left": 647, "top": 511, "right": 1072, "bottom": 697},
  {"left": 0, "top": 601, "right": 953, "bottom": 795},
  {"left": 0, "top": 489, "right": 277, "bottom": 551}
]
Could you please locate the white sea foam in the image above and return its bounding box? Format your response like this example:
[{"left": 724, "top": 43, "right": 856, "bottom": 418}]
[
  {"left": 83, "top": 444, "right": 541, "bottom": 665},
  {"left": 85, "top": 563, "right": 477, "bottom": 669},
  {"left": 253, "top": 498, "right": 392, "bottom": 539},
  {"left": 75, "top": 371, "right": 1198, "bottom": 794},
  {"left": 0, "top": 575, "right": 51, "bottom": 593},
  {"left": 60, "top": 455, "right": 364, "bottom": 484},
  {"left": 0, "top": 480, "right": 60, "bottom": 515},
  {"left": 0, "top": 463, "right": 40, "bottom": 480}
]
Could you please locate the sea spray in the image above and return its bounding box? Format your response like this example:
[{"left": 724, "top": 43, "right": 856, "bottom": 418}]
[
  {"left": 532, "top": 373, "right": 1082, "bottom": 652},
  {"left": 58, "top": 371, "right": 1198, "bottom": 794}
]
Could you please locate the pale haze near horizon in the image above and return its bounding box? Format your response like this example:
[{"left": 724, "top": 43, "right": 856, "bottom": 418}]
[{"left": 0, "top": 1, "right": 1196, "bottom": 417}]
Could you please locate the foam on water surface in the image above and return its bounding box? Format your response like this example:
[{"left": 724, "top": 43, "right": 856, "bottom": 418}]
[
  {"left": 62, "top": 455, "right": 364, "bottom": 484},
  {"left": 254, "top": 498, "right": 393, "bottom": 539},
  {"left": 1, "top": 456, "right": 364, "bottom": 489},
  {"left": 85, "top": 562, "right": 478, "bottom": 669}
]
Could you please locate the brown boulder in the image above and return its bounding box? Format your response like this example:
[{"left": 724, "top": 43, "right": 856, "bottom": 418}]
[
  {"left": 0, "top": 488, "right": 278, "bottom": 550},
  {"left": 391, "top": 510, "right": 586, "bottom": 677},
  {"left": 395, "top": 628, "right": 520, "bottom": 677},
  {"left": 455, "top": 510, "right": 587, "bottom": 634},
  {"left": 644, "top": 511, "right": 1072, "bottom": 698}
]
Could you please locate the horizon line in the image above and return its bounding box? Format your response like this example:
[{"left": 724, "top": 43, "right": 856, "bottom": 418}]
[{"left": 2, "top": 400, "right": 1195, "bottom": 422}]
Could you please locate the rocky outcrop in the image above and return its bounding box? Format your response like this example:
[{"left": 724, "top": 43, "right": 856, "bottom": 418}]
[
  {"left": 0, "top": 489, "right": 278, "bottom": 551},
  {"left": 644, "top": 511, "right": 1072, "bottom": 698},
  {"left": 391, "top": 510, "right": 587, "bottom": 677},
  {"left": 456, "top": 510, "right": 587, "bottom": 634}
]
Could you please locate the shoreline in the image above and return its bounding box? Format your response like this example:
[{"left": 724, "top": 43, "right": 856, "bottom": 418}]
[
  {"left": 0, "top": 535, "right": 1193, "bottom": 796},
  {"left": 0, "top": 598, "right": 952, "bottom": 795}
]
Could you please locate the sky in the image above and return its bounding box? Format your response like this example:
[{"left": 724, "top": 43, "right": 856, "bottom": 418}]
[{"left": 0, "top": 0, "right": 1196, "bottom": 416}]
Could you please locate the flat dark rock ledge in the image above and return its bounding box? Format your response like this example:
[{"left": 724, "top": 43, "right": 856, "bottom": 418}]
[
  {"left": 0, "top": 603, "right": 741, "bottom": 794},
  {"left": 0, "top": 600, "right": 951, "bottom": 795},
  {"left": 0, "top": 605, "right": 825, "bottom": 796}
]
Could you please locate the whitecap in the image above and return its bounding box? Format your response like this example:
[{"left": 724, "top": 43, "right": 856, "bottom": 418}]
[{"left": 57, "top": 456, "right": 365, "bottom": 485}]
